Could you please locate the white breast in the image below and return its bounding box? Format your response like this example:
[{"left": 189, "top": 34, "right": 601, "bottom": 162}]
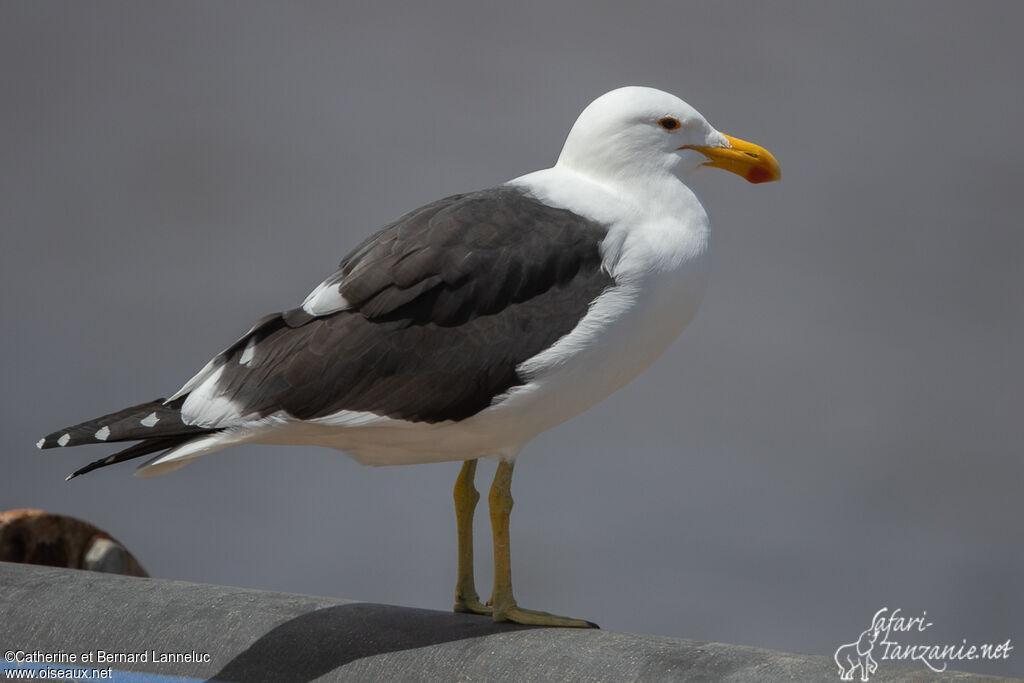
[{"left": 476, "top": 166, "right": 713, "bottom": 443}]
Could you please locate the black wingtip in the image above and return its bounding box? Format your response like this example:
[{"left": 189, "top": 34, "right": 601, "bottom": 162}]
[
  {"left": 60, "top": 434, "right": 203, "bottom": 481},
  {"left": 37, "top": 432, "right": 70, "bottom": 450},
  {"left": 65, "top": 455, "right": 117, "bottom": 480}
]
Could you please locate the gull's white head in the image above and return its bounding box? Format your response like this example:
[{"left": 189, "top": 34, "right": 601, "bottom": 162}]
[{"left": 557, "top": 86, "right": 780, "bottom": 186}]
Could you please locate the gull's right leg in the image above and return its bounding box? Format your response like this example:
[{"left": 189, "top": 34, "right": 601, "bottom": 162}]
[{"left": 487, "top": 459, "right": 597, "bottom": 628}]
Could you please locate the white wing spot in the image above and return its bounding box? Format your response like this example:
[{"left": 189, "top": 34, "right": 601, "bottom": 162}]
[
  {"left": 302, "top": 280, "right": 350, "bottom": 316},
  {"left": 57, "top": 433, "right": 71, "bottom": 447},
  {"left": 95, "top": 426, "right": 111, "bottom": 441},
  {"left": 36, "top": 438, "right": 45, "bottom": 449},
  {"left": 180, "top": 366, "right": 247, "bottom": 428},
  {"left": 168, "top": 356, "right": 221, "bottom": 402},
  {"left": 141, "top": 412, "right": 160, "bottom": 427},
  {"left": 239, "top": 337, "right": 257, "bottom": 366}
]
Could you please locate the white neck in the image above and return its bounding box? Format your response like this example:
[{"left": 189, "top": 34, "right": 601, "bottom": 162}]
[{"left": 509, "top": 163, "right": 711, "bottom": 282}]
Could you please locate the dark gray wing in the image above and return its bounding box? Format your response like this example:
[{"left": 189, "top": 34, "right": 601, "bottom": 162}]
[{"left": 194, "top": 187, "right": 614, "bottom": 424}]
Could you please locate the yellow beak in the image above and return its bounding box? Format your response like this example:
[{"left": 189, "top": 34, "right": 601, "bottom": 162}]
[{"left": 682, "top": 134, "right": 781, "bottom": 184}]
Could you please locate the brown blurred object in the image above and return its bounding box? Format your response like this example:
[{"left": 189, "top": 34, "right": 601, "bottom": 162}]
[{"left": 0, "top": 509, "right": 148, "bottom": 577}]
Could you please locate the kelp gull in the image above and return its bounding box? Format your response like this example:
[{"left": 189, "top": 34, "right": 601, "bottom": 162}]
[{"left": 39, "top": 86, "right": 780, "bottom": 627}]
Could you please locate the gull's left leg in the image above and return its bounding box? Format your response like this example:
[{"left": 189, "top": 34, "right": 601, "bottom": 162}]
[
  {"left": 452, "top": 458, "right": 490, "bottom": 615},
  {"left": 488, "top": 459, "right": 598, "bottom": 628}
]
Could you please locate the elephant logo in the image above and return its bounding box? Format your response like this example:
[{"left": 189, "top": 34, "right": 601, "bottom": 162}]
[{"left": 834, "top": 624, "right": 882, "bottom": 681}]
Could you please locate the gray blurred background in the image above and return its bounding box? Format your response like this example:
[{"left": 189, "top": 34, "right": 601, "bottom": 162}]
[{"left": 2, "top": 2, "right": 1021, "bottom": 676}]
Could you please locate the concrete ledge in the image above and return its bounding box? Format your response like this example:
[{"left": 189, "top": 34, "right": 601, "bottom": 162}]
[{"left": 0, "top": 562, "right": 1015, "bottom": 682}]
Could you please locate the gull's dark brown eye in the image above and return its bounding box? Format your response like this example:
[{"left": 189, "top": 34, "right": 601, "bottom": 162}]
[{"left": 658, "top": 117, "right": 680, "bottom": 130}]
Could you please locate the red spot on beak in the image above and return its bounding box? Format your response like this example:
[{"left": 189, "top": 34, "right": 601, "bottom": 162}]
[{"left": 746, "top": 165, "right": 774, "bottom": 184}]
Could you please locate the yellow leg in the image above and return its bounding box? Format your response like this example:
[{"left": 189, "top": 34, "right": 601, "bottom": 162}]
[
  {"left": 488, "top": 459, "right": 598, "bottom": 628},
  {"left": 453, "top": 459, "right": 490, "bottom": 615}
]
